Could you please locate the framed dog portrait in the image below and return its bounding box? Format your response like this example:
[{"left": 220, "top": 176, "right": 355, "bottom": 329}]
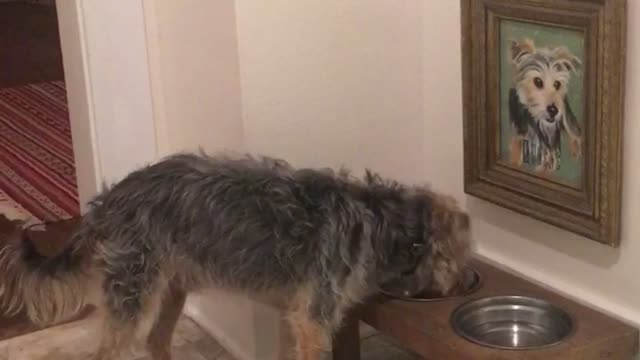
[{"left": 461, "top": 0, "right": 627, "bottom": 246}]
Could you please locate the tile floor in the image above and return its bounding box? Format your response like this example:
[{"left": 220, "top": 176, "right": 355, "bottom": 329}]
[
  {"left": 0, "top": 314, "right": 418, "bottom": 360},
  {"left": 0, "top": 314, "right": 225, "bottom": 360}
]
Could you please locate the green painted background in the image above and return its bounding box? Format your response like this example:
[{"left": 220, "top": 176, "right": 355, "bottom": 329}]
[{"left": 499, "top": 19, "right": 585, "bottom": 187}]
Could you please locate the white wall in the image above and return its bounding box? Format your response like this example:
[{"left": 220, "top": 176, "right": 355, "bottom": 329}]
[
  {"left": 78, "top": 0, "right": 158, "bottom": 184},
  {"left": 58, "top": 0, "right": 162, "bottom": 204},
  {"left": 238, "top": 1, "right": 425, "bottom": 182},
  {"left": 237, "top": 0, "right": 640, "bottom": 329},
  {"left": 144, "top": 0, "right": 243, "bottom": 156},
  {"left": 56, "top": 0, "right": 100, "bottom": 212}
]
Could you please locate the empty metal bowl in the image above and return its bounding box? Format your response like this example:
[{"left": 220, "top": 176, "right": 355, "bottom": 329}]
[
  {"left": 380, "top": 267, "right": 482, "bottom": 302},
  {"left": 451, "top": 295, "right": 574, "bottom": 350}
]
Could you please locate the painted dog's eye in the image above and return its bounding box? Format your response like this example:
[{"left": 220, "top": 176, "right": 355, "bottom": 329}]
[
  {"left": 554, "top": 81, "right": 561, "bottom": 90},
  {"left": 534, "top": 77, "right": 544, "bottom": 89}
]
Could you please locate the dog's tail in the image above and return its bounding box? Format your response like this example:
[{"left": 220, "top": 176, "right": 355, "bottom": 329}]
[{"left": 0, "top": 221, "right": 97, "bottom": 326}]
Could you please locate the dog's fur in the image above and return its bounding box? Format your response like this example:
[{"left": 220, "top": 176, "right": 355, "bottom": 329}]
[
  {"left": 508, "top": 38, "right": 583, "bottom": 173},
  {"left": 0, "top": 152, "right": 472, "bottom": 360}
]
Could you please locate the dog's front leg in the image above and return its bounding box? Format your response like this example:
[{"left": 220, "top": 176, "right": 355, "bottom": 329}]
[
  {"left": 289, "top": 314, "right": 328, "bottom": 360},
  {"left": 286, "top": 288, "right": 331, "bottom": 360}
]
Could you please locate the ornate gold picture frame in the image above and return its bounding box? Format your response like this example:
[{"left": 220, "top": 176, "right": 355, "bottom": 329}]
[{"left": 461, "top": 0, "right": 627, "bottom": 246}]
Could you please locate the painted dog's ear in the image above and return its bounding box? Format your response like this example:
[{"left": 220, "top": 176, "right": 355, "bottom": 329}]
[
  {"left": 553, "top": 46, "right": 582, "bottom": 73},
  {"left": 510, "top": 38, "right": 535, "bottom": 64}
]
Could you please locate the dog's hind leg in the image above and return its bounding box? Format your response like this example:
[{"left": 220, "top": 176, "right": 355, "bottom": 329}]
[
  {"left": 92, "top": 243, "right": 166, "bottom": 359},
  {"left": 92, "top": 283, "right": 167, "bottom": 359},
  {"left": 146, "top": 282, "right": 187, "bottom": 360}
]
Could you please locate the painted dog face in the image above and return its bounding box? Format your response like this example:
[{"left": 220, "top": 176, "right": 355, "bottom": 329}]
[{"left": 510, "top": 38, "right": 581, "bottom": 125}]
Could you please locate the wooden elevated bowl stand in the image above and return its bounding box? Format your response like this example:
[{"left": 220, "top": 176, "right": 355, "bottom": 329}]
[{"left": 332, "top": 258, "right": 639, "bottom": 360}]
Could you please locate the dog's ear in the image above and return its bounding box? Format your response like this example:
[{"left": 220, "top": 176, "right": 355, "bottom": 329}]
[
  {"left": 510, "top": 38, "right": 535, "bottom": 64},
  {"left": 553, "top": 46, "right": 582, "bottom": 73}
]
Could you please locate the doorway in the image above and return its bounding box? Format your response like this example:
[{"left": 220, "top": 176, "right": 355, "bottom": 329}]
[{"left": 0, "top": 0, "right": 80, "bottom": 224}]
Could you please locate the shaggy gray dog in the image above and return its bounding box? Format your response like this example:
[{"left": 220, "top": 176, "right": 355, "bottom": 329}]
[{"left": 0, "top": 151, "right": 472, "bottom": 360}]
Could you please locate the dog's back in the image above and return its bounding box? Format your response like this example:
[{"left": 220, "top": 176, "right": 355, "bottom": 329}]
[{"left": 84, "top": 153, "right": 364, "bottom": 294}]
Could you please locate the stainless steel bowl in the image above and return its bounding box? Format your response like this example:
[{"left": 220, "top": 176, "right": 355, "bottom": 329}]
[
  {"left": 380, "top": 267, "right": 482, "bottom": 302},
  {"left": 451, "top": 295, "right": 574, "bottom": 350}
]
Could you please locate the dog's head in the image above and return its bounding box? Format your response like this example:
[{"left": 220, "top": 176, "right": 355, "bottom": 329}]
[
  {"left": 509, "top": 38, "right": 581, "bottom": 125},
  {"left": 364, "top": 173, "right": 472, "bottom": 297},
  {"left": 415, "top": 193, "right": 472, "bottom": 297}
]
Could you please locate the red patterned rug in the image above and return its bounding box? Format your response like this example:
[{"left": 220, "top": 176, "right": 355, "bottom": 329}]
[{"left": 0, "top": 81, "right": 79, "bottom": 221}]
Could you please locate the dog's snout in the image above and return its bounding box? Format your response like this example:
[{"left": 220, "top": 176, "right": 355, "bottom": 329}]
[{"left": 547, "top": 104, "right": 559, "bottom": 117}]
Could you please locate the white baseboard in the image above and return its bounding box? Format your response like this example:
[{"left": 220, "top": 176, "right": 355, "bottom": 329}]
[
  {"left": 183, "top": 290, "right": 289, "bottom": 360},
  {"left": 183, "top": 299, "right": 252, "bottom": 360}
]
